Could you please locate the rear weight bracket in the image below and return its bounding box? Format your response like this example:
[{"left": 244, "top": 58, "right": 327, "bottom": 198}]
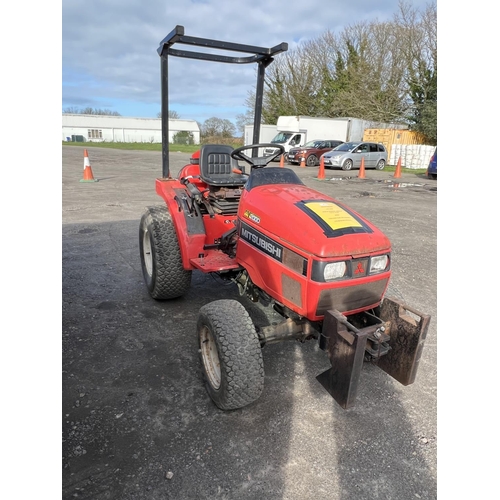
[
  {"left": 316, "top": 309, "right": 373, "bottom": 409},
  {"left": 376, "top": 297, "right": 431, "bottom": 386},
  {"left": 317, "top": 298, "right": 431, "bottom": 409}
]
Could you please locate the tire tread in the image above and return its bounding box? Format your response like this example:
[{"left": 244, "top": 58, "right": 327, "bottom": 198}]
[
  {"left": 140, "top": 205, "right": 191, "bottom": 299},
  {"left": 198, "top": 300, "right": 264, "bottom": 410}
]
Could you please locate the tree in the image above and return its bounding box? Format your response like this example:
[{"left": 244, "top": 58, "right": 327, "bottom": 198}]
[
  {"left": 157, "top": 110, "right": 181, "bottom": 119},
  {"left": 395, "top": 1, "right": 437, "bottom": 142},
  {"left": 201, "top": 117, "right": 236, "bottom": 138},
  {"left": 236, "top": 108, "right": 254, "bottom": 136},
  {"left": 240, "top": 1, "right": 436, "bottom": 139},
  {"left": 62, "top": 106, "right": 82, "bottom": 114},
  {"left": 172, "top": 131, "right": 194, "bottom": 145},
  {"left": 63, "top": 107, "right": 121, "bottom": 116}
]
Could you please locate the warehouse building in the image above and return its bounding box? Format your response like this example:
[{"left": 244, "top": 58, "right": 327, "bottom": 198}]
[{"left": 62, "top": 114, "right": 200, "bottom": 144}]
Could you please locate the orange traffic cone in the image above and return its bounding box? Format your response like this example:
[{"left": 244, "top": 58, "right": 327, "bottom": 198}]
[
  {"left": 317, "top": 156, "right": 325, "bottom": 180},
  {"left": 80, "top": 149, "right": 98, "bottom": 182},
  {"left": 358, "top": 157, "right": 366, "bottom": 179},
  {"left": 393, "top": 156, "right": 402, "bottom": 178},
  {"left": 300, "top": 156, "right": 306, "bottom": 168},
  {"left": 279, "top": 154, "right": 284, "bottom": 168}
]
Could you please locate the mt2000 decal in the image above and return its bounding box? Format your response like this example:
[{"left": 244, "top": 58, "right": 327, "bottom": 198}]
[{"left": 243, "top": 209, "right": 261, "bottom": 224}]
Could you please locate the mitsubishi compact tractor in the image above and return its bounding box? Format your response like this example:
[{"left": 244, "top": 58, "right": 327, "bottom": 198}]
[{"left": 139, "top": 26, "right": 431, "bottom": 410}]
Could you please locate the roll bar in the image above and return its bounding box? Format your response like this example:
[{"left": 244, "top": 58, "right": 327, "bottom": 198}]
[{"left": 157, "top": 25, "right": 288, "bottom": 178}]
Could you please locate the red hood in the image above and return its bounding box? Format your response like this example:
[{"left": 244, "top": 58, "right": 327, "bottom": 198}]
[{"left": 240, "top": 184, "right": 391, "bottom": 258}]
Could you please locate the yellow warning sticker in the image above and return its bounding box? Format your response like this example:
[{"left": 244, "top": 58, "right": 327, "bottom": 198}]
[{"left": 304, "top": 202, "right": 362, "bottom": 230}]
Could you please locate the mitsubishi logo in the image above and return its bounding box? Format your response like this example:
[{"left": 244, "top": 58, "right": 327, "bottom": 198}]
[{"left": 354, "top": 262, "right": 365, "bottom": 275}]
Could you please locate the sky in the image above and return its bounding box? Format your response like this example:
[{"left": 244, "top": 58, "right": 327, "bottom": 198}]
[{"left": 61, "top": 0, "right": 434, "bottom": 127}]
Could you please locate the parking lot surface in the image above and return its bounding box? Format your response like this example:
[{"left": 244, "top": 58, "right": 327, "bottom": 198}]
[{"left": 62, "top": 145, "right": 437, "bottom": 499}]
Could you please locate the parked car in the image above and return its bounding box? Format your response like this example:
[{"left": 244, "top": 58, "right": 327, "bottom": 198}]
[
  {"left": 288, "top": 139, "right": 344, "bottom": 167},
  {"left": 321, "top": 141, "right": 387, "bottom": 171},
  {"left": 427, "top": 147, "right": 437, "bottom": 179}
]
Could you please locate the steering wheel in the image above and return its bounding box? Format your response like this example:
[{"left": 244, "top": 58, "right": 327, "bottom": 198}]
[{"left": 231, "top": 143, "right": 285, "bottom": 168}]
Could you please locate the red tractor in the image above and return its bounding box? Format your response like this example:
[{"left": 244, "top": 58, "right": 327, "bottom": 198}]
[{"left": 139, "top": 26, "right": 430, "bottom": 410}]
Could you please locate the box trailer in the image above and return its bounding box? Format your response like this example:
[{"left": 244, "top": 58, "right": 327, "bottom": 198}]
[{"left": 244, "top": 124, "right": 277, "bottom": 146}]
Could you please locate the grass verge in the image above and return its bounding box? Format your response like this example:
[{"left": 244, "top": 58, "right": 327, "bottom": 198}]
[{"left": 62, "top": 141, "right": 200, "bottom": 154}]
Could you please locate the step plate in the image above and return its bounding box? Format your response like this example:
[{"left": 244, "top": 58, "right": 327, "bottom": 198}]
[{"left": 190, "top": 253, "right": 240, "bottom": 272}]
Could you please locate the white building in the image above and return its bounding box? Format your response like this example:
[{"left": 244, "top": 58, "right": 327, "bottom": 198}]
[{"left": 62, "top": 114, "right": 200, "bottom": 144}]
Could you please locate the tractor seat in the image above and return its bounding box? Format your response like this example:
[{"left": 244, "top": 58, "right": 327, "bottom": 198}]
[{"left": 199, "top": 144, "right": 247, "bottom": 187}]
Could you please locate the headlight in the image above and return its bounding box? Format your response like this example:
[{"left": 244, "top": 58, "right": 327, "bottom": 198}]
[
  {"left": 324, "top": 261, "right": 347, "bottom": 281},
  {"left": 369, "top": 255, "right": 389, "bottom": 274},
  {"left": 329, "top": 156, "right": 340, "bottom": 163}
]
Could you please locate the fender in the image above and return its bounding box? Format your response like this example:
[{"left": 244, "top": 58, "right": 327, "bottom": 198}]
[{"left": 155, "top": 178, "right": 206, "bottom": 270}]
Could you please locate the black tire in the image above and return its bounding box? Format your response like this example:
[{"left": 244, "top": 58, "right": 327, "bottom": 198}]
[
  {"left": 306, "top": 154, "right": 318, "bottom": 167},
  {"left": 376, "top": 159, "right": 386, "bottom": 170},
  {"left": 139, "top": 205, "right": 191, "bottom": 299},
  {"left": 198, "top": 300, "right": 264, "bottom": 410},
  {"left": 342, "top": 159, "right": 353, "bottom": 171}
]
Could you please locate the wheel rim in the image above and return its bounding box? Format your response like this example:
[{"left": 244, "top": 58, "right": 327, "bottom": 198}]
[
  {"left": 343, "top": 160, "right": 352, "bottom": 170},
  {"left": 142, "top": 228, "right": 153, "bottom": 277},
  {"left": 307, "top": 156, "right": 316, "bottom": 167},
  {"left": 200, "top": 326, "right": 221, "bottom": 389},
  {"left": 377, "top": 160, "right": 385, "bottom": 170}
]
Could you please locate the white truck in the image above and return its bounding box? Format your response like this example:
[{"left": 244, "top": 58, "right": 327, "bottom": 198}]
[
  {"left": 263, "top": 116, "right": 373, "bottom": 159},
  {"left": 244, "top": 124, "right": 277, "bottom": 146}
]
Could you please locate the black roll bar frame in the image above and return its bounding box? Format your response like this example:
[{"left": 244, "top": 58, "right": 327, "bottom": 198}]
[{"left": 157, "top": 25, "right": 288, "bottom": 178}]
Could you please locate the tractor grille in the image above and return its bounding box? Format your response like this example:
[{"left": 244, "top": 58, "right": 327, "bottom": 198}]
[{"left": 315, "top": 278, "right": 388, "bottom": 316}]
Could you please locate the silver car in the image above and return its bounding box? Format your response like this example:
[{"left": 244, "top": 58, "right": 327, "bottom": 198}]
[{"left": 321, "top": 141, "right": 387, "bottom": 171}]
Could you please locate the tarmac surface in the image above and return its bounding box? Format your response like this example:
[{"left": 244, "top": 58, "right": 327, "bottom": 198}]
[{"left": 62, "top": 145, "right": 437, "bottom": 500}]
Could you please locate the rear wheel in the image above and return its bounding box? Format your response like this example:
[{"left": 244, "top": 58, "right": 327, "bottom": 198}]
[
  {"left": 306, "top": 155, "right": 318, "bottom": 167},
  {"left": 376, "top": 159, "right": 386, "bottom": 170},
  {"left": 198, "top": 299, "right": 264, "bottom": 410},
  {"left": 342, "top": 159, "right": 353, "bottom": 171},
  {"left": 139, "top": 205, "right": 191, "bottom": 299}
]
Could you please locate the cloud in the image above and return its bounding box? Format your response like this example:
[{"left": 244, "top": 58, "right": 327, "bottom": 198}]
[{"left": 62, "top": 0, "right": 432, "bottom": 123}]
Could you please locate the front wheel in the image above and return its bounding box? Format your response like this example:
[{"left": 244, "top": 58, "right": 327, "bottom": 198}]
[
  {"left": 342, "top": 159, "right": 353, "bottom": 171},
  {"left": 139, "top": 205, "right": 192, "bottom": 299},
  {"left": 198, "top": 300, "right": 264, "bottom": 410},
  {"left": 306, "top": 155, "right": 318, "bottom": 167},
  {"left": 376, "top": 159, "right": 386, "bottom": 170}
]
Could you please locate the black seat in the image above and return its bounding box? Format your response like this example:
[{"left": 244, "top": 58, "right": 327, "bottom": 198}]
[{"left": 199, "top": 145, "right": 247, "bottom": 186}]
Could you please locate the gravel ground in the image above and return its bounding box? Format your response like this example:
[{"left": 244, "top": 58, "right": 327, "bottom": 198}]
[{"left": 60, "top": 145, "right": 437, "bottom": 499}]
